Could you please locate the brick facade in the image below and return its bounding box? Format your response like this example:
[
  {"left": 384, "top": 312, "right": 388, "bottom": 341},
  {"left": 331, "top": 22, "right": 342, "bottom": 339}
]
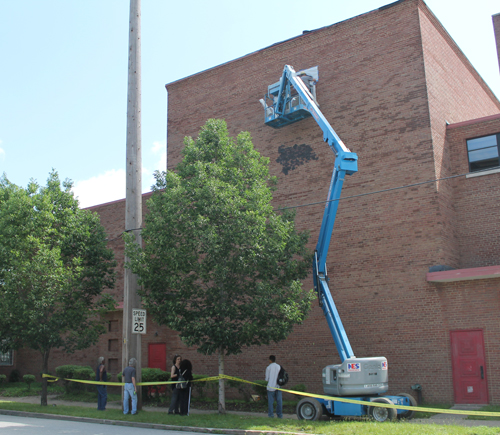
[
  {"left": 164, "top": 0, "right": 500, "bottom": 404},
  {"left": 4, "top": 0, "right": 500, "bottom": 406}
]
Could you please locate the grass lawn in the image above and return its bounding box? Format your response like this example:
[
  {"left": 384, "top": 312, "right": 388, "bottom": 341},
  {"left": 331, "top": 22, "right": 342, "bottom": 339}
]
[
  {"left": 0, "top": 398, "right": 499, "bottom": 435},
  {"left": 1, "top": 382, "right": 498, "bottom": 434},
  {"left": 0, "top": 381, "right": 64, "bottom": 397},
  {"left": 467, "top": 405, "right": 500, "bottom": 421},
  {"left": 0, "top": 399, "right": 499, "bottom": 435}
]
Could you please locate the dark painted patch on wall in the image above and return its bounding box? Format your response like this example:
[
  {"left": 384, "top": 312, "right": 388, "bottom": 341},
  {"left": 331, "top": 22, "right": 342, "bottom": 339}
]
[{"left": 276, "top": 144, "right": 319, "bottom": 175}]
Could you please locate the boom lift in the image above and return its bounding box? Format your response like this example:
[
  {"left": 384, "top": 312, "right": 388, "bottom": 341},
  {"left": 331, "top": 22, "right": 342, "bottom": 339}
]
[{"left": 261, "top": 65, "right": 416, "bottom": 421}]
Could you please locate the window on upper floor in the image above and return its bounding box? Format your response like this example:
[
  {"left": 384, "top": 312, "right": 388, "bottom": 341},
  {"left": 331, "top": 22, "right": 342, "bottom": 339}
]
[
  {"left": 0, "top": 349, "right": 13, "bottom": 366},
  {"left": 467, "top": 133, "right": 500, "bottom": 172}
]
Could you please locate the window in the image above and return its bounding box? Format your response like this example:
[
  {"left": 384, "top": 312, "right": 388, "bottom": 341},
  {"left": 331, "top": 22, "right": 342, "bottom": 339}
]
[
  {"left": 467, "top": 134, "right": 500, "bottom": 172},
  {"left": 0, "top": 349, "right": 13, "bottom": 366},
  {"left": 108, "top": 320, "right": 118, "bottom": 332}
]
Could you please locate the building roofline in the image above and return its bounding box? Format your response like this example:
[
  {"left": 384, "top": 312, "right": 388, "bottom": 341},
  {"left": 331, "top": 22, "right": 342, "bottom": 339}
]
[
  {"left": 84, "top": 191, "right": 154, "bottom": 211},
  {"left": 417, "top": 1, "right": 500, "bottom": 110},
  {"left": 446, "top": 113, "right": 500, "bottom": 129},
  {"left": 427, "top": 264, "right": 500, "bottom": 283},
  {"left": 165, "top": 1, "right": 404, "bottom": 89}
]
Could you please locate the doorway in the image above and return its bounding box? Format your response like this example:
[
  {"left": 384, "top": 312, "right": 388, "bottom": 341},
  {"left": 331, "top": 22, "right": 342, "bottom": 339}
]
[
  {"left": 148, "top": 343, "right": 167, "bottom": 396},
  {"left": 148, "top": 343, "right": 167, "bottom": 371},
  {"left": 450, "top": 329, "right": 488, "bottom": 404}
]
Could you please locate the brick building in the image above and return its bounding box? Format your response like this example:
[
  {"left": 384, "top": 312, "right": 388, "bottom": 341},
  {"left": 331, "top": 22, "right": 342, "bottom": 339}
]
[{"left": 3, "top": 0, "right": 500, "bottom": 405}]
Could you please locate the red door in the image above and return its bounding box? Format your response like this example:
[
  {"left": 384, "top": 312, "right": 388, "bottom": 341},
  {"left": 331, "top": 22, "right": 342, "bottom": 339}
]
[
  {"left": 148, "top": 343, "right": 167, "bottom": 371},
  {"left": 450, "top": 329, "right": 488, "bottom": 404}
]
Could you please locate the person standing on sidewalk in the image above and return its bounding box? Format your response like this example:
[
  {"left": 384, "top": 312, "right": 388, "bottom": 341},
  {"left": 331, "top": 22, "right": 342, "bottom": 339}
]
[
  {"left": 178, "top": 359, "right": 193, "bottom": 416},
  {"left": 95, "top": 357, "right": 107, "bottom": 411},
  {"left": 123, "top": 358, "right": 137, "bottom": 415},
  {"left": 168, "top": 354, "right": 182, "bottom": 414},
  {"left": 265, "top": 355, "right": 283, "bottom": 419}
]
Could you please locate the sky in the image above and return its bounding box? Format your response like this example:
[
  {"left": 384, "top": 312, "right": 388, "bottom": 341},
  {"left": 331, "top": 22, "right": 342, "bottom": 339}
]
[{"left": 1, "top": 0, "right": 499, "bottom": 209}]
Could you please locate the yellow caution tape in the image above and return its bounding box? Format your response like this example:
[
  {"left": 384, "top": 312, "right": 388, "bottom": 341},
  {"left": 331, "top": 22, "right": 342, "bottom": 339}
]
[
  {"left": 42, "top": 373, "right": 500, "bottom": 417},
  {"left": 43, "top": 375, "right": 124, "bottom": 386},
  {"left": 42, "top": 374, "right": 219, "bottom": 387},
  {"left": 220, "top": 375, "right": 500, "bottom": 417}
]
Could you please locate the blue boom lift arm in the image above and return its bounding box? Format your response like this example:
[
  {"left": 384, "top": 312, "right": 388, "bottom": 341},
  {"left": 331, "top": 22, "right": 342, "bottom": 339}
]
[
  {"left": 263, "top": 65, "right": 358, "bottom": 362},
  {"left": 261, "top": 66, "right": 415, "bottom": 421}
]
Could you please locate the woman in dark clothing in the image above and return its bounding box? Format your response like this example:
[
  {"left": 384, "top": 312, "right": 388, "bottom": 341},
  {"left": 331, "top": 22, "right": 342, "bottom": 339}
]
[
  {"left": 168, "top": 355, "right": 182, "bottom": 414},
  {"left": 178, "top": 359, "right": 193, "bottom": 416},
  {"left": 95, "top": 356, "right": 107, "bottom": 411}
]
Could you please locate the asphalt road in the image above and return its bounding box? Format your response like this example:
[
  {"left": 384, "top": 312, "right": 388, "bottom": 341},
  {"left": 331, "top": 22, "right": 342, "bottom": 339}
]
[{"left": 0, "top": 414, "right": 202, "bottom": 435}]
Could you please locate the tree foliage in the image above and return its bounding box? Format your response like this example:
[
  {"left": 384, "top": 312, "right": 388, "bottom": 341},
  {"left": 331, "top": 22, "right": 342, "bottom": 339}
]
[
  {"left": 0, "top": 171, "right": 116, "bottom": 404},
  {"left": 125, "top": 119, "right": 314, "bottom": 356}
]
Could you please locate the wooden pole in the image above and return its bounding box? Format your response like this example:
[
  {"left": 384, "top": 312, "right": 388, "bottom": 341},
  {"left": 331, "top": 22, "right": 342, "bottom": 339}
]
[{"left": 123, "top": 0, "right": 142, "bottom": 410}]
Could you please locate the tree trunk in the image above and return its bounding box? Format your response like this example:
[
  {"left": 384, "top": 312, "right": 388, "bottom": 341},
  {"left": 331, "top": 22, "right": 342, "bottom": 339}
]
[
  {"left": 40, "top": 349, "right": 50, "bottom": 406},
  {"left": 218, "top": 348, "right": 226, "bottom": 414}
]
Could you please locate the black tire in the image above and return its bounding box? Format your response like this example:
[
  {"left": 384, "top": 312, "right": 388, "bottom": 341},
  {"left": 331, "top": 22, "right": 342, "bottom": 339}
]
[
  {"left": 368, "top": 397, "right": 397, "bottom": 422},
  {"left": 296, "top": 398, "right": 323, "bottom": 421},
  {"left": 396, "top": 393, "right": 417, "bottom": 420}
]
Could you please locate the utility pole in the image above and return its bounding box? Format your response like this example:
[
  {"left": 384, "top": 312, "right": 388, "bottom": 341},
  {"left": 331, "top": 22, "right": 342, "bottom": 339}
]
[{"left": 123, "top": 0, "right": 142, "bottom": 409}]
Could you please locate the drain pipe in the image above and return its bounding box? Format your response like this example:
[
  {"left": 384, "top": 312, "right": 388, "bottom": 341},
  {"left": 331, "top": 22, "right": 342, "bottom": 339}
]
[{"left": 411, "top": 384, "right": 422, "bottom": 405}]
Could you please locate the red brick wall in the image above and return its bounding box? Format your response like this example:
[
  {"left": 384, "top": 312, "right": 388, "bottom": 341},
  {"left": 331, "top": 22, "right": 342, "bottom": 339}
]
[
  {"left": 163, "top": 0, "right": 500, "bottom": 404},
  {"left": 418, "top": 5, "right": 500, "bottom": 271},
  {"left": 446, "top": 115, "right": 500, "bottom": 268}
]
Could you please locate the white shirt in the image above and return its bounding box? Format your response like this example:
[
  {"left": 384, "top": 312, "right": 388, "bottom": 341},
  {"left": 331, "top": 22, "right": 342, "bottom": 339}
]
[{"left": 265, "top": 362, "right": 281, "bottom": 391}]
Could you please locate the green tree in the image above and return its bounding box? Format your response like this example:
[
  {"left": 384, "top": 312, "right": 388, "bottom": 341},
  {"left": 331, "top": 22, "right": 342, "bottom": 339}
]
[
  {"left": 125, "top": 119, "right": 314, "bottom": 412},
  {"left": 0, "top": 171, "right": 116, "bottom": 406}
]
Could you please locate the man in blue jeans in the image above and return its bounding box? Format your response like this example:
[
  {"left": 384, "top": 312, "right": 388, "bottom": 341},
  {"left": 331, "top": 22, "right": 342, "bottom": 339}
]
[
  {"left": 123, "top": 358, "right": 138, "bottom": 415},
  {"left": 265, "top": 355, "right": 283, "bottom": 418}
]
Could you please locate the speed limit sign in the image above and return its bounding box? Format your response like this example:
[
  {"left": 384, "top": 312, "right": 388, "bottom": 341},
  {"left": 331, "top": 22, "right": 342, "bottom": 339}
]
[{"left": 132, "top": 309, "right": 146, "bottom": 334}]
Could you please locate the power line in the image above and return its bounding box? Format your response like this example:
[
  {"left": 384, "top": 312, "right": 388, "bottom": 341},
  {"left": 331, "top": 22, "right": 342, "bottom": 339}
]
[
  {"left": 278, "top": 171, "right": 469, "bottom": 211},
  {"left": 105, "top": 170, "right": 480, "bottom": 240}
]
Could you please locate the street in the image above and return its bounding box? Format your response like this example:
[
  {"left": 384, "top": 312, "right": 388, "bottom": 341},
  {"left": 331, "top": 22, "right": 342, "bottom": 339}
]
[{"left": 0, "top": 414, "right": 202, "bottom": 435}]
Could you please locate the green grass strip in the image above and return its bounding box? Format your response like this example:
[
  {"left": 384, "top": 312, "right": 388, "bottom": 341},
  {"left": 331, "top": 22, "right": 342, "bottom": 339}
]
[{"left": 1, "top": 400, "right": 499, "bottom": 435}]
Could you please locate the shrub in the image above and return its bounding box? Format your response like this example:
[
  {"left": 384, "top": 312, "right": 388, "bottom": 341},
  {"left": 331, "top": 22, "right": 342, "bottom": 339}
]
[
  {"left": 141, "top": 368, "right": 169, "bottom": 399},
  {"left": 290, "top": 383, "right": 306, "bottom": 399},
  {"left": 252, "top": 379, "right": 268, "bottom": 399},
  {"left": 72, "top": 367, "right": 94, "bottom": 380},
  {"left": 141, "top": 367, "right": 170, "bottom": 383},
  {"left": 73, "top": 367, "right": 95, "bottom": 392},
  {"left": 23, "top": 374, "right": 36, "bottom": 390},
  {"left": 9, "top": 369, "right": 21, "bottom": 383},
  {"left": 0, "top": 374, "right": 7, "bottom": 385},
  {"left": 191, "top": 375, "right": 217, "bottom": 399},
  {"left": 227, "top": 377, "right": 253, "bottom": 402},
  {"left": 55, "top": 365, "right": 95, "bottom": 393}
]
